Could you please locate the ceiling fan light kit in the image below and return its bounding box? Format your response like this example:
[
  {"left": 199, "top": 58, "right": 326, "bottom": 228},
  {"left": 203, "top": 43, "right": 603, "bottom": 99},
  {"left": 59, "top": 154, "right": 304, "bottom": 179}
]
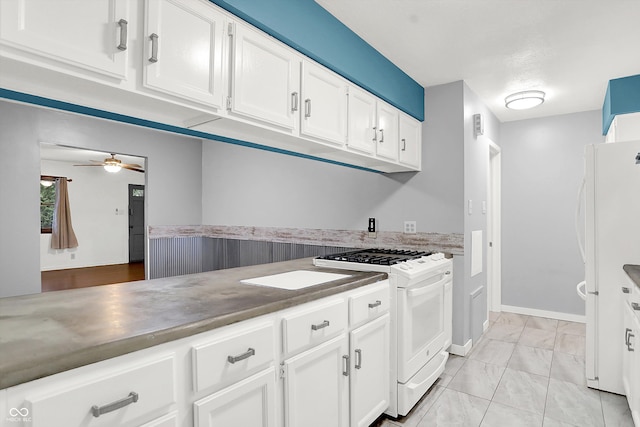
[{"left": 505, "top": 90, "right": 545, "bottom": 110}]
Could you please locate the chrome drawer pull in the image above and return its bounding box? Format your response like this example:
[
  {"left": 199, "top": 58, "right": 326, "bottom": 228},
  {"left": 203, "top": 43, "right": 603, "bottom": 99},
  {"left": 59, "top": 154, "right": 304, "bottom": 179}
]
[
  {"left": 291, "top": 92, "right": 299, "bottom": 112},
  {"left": 304, "top": 99, "right": 311, "bottom": 118},
  {"left": 149, "top": 33, "right": 159, "bottom": 63},
  {"left": 372, "top": 126, "right": 377, "bottom": 141},
  {"left": 628, "top": 333, "right": 635, "bottom": 352},
  {"left": 342, "top": 355, "right": 350, "bottom": 376},
  {"left": 227, "top": 348, "right": 255, "bottom": 364},
  {"left": 311, "top": 320, "right": 330, "bottom": 330},
  {"left": 626, "top": 328, "right": 632, "bottom": 346},
  {"left": 91, "top": 392, "right": 138, "bottom": 417},
  {"left": 368, "top": 300, "right": 382, "bottom": 309},
  {"left": 379, "top": 128, "right": 384, "bottom": 143},
  {"left": 633, "top": 303, "right": 640, "bottom": 311},
  {"left": 117, "top": 19, "right": 128, "bottom": 51},
  {"left": 355, "top": 349, "right": 362, "bottom": 369},
  {"left": 622, "top": 287, "right": 631, "bottom": 294},
  {"left": 401, "top": 138, "right": 406, "bottom": 151}
]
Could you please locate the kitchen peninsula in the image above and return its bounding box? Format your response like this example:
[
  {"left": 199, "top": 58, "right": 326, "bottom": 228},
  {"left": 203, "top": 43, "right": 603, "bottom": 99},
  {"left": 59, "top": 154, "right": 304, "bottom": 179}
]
[{"left": 0, "top": 258, "right": 390, "bottom": 427}]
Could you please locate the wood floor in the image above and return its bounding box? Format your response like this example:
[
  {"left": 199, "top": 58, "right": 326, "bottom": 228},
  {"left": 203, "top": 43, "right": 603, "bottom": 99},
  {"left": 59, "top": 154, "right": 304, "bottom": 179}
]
[{"left": 41, "top": 262, "right": 145, "bottom": 292}]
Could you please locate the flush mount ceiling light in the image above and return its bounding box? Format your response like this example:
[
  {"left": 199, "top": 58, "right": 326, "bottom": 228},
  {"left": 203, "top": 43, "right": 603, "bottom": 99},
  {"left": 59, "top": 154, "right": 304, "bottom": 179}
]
[
  {"left": 40, "top": 179, "right": 54, "bottom": 187},
  {"left": 505, "top": 90, "right": 545, "bottom": 110}
]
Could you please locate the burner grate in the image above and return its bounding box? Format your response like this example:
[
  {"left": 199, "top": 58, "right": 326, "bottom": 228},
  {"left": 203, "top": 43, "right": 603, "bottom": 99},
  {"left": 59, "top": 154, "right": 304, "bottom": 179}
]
[{"left": 318, "top": 248, "right": 431, "bottom": 265}]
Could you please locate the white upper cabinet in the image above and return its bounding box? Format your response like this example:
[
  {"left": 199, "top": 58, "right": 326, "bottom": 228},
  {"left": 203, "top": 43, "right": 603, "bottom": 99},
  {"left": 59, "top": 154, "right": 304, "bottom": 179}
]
[
  {"left": 144, "top": 0, "right": 226, "bottom": 108},
  {"left": 300, "top": 60, "right": 348, "bottom": 146},
  {"left": 398, "top": 112, "right": 422, "bottom": 170},
  {"left": 0, "top": 0, "right": 130, "bottom": 79},
  {"left": 375, "top": 102, "right": 399, "bottom": 162},
  {"left": 230, "top": 22, "right": 300, "bottom": 131},
  {"left": 346, "top": 85, "right": 377, "bottom": 155}
]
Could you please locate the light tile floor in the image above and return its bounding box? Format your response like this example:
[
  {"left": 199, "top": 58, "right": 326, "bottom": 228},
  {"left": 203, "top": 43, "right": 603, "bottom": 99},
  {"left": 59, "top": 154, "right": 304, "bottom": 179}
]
[{"left": 371, "top": 311, "right": 634, "bottom": 427}]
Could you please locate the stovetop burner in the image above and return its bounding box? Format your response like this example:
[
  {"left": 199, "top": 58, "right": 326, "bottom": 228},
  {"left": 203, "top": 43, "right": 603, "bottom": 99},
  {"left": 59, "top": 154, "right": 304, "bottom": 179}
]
[{"left": 316, "top": 248, "right": 432, "bottom": 266}]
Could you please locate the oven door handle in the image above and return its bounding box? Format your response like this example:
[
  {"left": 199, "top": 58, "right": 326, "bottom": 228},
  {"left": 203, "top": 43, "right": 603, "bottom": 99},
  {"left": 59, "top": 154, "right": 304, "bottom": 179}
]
[{"left": 407, "top": 275, "right": 449, "bottom": 297}]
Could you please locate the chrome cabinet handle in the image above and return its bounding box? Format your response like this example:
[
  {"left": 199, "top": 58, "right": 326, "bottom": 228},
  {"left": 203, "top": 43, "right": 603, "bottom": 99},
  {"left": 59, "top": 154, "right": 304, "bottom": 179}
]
[
  {"left": 633, "top": 302, "right": 640, "bottom": 311},
  {"left": 368, "top": 300, "right": 382, "bottom": 309},
  {"left": 379, "top": 128, "right": 384, "bottom": 143},
  {"left": 91, "top": 392, "right": 138, "bottom": 417},
  {"left": 311, "top": 320, "right": 330, "bottom": 330},
  {"left": 622, "top": 287, "right": 630, "bottom": 294},
  {"left": 355, "top": 349, "right": 362, "bottom": 369},
  {"left": 291, "top": 92, "right": 299, "bottom": 112},
  {"left": 342, "top": 355, "right": 350, "bottom": 376},
  {"left": 626, "top": 328, "right": 632, "bottom": 346},
  {"left": 149, "top": 33, "right": 159, "bottom": 63},
  {"left": 372, "top": 126, "right": 377, "bottom": 142},
  {"left": 401, "top": 138, "right": 406, "bottom": 151},
  {"left": 304, "top": 99, "right": 311, "bottom": 118},
  {"left": 628, "top": 333, "right": 635, "bottom": 352},
  {"left": 117, "top": 19, "right": 128, "bottom": 51},
  {"left": 227, "top": 347, "right": 255, "bottom": 364}
]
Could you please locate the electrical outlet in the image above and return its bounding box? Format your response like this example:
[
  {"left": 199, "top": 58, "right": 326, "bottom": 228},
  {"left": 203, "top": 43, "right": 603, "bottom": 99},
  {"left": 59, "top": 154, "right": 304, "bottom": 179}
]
[
  {"left": 404, "top": 221, "right": 417, "bottom": 234},
  {"left": 70, "top": 253, "right": 76, "bottom": 260}
]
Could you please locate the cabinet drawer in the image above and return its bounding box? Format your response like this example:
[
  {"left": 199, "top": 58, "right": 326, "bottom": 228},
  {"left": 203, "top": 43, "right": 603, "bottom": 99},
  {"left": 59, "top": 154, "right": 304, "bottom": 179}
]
[
  {"left": 140, "top": 411, "right": 178, "bottom": 427},
  {"left": 282, "top": 297, "right": 347, "bottom": 356},
  {"left": 20, "top": 355, "right": 175, "bottom": 427},
  {"left": 349, "top": 280, "right": 390, "bottom": 327},
  {"left": 192, "top": 321, "right": 275, "bottom": 392}
]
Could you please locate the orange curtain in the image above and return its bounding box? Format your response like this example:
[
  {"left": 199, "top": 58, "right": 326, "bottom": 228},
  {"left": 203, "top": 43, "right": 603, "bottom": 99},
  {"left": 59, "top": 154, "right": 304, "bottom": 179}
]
[{"left": 51, "top": 178, "right": 78, "bottom": 249}]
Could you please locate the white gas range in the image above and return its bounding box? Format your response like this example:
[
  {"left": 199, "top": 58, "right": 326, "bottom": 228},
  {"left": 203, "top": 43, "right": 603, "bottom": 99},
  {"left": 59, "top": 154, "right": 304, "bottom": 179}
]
[{"left": 314, "top": 249, "right": 453, "bottom": 417}]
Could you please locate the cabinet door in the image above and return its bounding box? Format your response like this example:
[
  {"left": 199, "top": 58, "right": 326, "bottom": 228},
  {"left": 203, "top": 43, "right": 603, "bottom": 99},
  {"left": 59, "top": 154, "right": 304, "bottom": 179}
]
[
  {"left": 346, "top": 85, "right": 377, "bottom": 155},
  {"left": 375, "top": 102, "right": 399, "bottom": 162},
  {"left": 350, "top": 313, "right": 390, "bottom": 427},
  {"left": 194, "top": 367, "right": 276, "bottom": 427},
  {"left": 231, "top": 22, "right": 300, "bottom": 131},
  {"left": 144, "top": 0, "right": 225, "bottom": 108},
  {"left": 283, "top": 334, "right": 349, "bottom": 427},
  {"left": 300, "top": 60, "right": 347, "bottom": 145},
  {"left": 0, "top": 0, "right": 129, "bottom": 79},
  {"left": 623, "top": 300, "right": 634, "bottom": 399},
  {"left": 630, "top": 306, "right": 640, "bottom": 425},
  {"left": 398, "top": 112, "right": 422, "bottom": 169}
]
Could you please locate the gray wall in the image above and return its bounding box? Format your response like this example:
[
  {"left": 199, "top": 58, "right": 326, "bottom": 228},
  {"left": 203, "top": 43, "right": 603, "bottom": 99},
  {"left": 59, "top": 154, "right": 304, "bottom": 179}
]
[
  {"left": 500, "top": 110, "right": 603, "bottom": 315},
  {"left": 461, "top": 83, "right": 501, "bottom": 343},
  {"left": 202, "top": 85, "right": 464, "bottom": 234},
  {"left": 0, "top": 101, "right": 203, "bottom": 297}
]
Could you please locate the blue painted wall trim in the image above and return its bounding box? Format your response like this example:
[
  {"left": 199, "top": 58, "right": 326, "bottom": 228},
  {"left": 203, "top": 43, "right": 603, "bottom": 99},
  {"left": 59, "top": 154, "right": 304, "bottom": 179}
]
[
  {"left": 0, "top": 88, "right": 382, "bottom": 173},
  {"left": 602, "top": 74, "right": 640, "bottom": 135},
  {"left": 209, "top": 0, "right": 425, "bottom": 121}
]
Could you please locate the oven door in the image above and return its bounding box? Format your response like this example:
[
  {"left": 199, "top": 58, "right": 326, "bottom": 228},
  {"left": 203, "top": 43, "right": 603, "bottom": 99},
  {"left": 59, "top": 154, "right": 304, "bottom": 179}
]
[{"left": 397, "top": 271, "right": 449, "bottom": 383}]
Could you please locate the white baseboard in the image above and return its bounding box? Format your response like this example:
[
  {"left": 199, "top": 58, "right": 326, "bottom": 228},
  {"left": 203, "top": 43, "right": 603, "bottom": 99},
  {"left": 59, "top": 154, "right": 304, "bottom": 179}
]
[
  {"left": 483, "top": 319, "right": 490, "bottom": 332},
  {"left": 500, "top": 304, "right": 586, "bottom": 323},
  {"left": 449, "top": 339, "right": 473, "bottom": 357}
]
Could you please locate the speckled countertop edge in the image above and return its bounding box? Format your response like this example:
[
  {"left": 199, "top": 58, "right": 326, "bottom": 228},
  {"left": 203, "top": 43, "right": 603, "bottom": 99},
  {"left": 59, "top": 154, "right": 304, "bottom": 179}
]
[
  {"left": 624, "top": 264, "right": 640, "bottom": 288},
  {"left": 0, "top": 258, "right": 387, "bottom": 389}
]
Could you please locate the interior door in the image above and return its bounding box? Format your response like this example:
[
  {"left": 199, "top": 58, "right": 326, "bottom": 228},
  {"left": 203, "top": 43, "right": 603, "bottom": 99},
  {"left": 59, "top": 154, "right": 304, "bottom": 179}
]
[{"left": 128, "top": 184, "right": 145, "bottom": 263}]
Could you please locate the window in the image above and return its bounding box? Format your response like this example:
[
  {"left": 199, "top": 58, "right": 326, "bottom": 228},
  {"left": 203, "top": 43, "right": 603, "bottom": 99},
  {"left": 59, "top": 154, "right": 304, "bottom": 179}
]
[{"left": 40, "top": 180, "right": 55, "bottom": 234}]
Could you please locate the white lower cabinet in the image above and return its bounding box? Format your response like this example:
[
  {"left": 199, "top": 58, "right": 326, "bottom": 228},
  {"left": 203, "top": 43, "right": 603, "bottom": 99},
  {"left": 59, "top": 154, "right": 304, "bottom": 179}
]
[
  {"left": 349, "top": 313, "right": 390, "bottom": 427},
  {"left": 194, "top": 367, "right": 276, "bottom": 427},
  {"left": 622, "top": 283, "right": 640, "bottom": 425},
  {"left": 5, "top": 353, "right": 176, "bottom": 427},
  {"left": 283, "top": 334, "right": 350, "bottom": 427},
  {"left": 1, "top": 281, "right": 391, "bottom": 427}
]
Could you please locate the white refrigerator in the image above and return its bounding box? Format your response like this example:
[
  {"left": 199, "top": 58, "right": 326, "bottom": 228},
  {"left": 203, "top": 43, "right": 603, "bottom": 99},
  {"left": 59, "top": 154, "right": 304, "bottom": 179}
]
[{"left": 584, "top": 140, "right": 640, "bottom": 394}]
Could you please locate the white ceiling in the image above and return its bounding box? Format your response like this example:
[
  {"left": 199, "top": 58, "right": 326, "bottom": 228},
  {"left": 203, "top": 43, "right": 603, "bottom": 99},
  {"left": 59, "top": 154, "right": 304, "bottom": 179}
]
[
  {"left": 315, "top": 0, "right": 640, "bottom": 122},
  {"left": 40, "top": 144, "right": 144, "bottom": 167}
]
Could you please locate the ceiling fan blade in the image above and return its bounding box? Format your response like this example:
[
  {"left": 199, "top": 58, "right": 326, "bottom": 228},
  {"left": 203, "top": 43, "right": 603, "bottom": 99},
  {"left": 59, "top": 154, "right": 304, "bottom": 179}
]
[
  {"left": 122, "top": 165, "right": 145, "bottom": 173},
  {"left": 73, "top": 164, "right": 104, "bottom": 167},
  {"left": 121, "top": 163, "right": 143, "bottom": 169},
  {"left": 89, "top": 159, "right": 105, "bottom": 164}
]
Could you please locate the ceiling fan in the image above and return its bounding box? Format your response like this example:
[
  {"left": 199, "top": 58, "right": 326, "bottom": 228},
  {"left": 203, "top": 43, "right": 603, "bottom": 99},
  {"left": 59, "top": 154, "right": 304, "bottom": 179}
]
[{"left": 73, "top": 153, "right": 144, "bottom": 173}]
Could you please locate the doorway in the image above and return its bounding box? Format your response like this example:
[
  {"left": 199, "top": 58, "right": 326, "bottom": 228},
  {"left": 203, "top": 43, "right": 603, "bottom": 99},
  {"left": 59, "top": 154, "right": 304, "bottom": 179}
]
[
  {"left": 487, "top": 140, "right": 502, "bottom": 314},
  {"left": 129, "top": 184, "right": 145, "bottom": 263}
]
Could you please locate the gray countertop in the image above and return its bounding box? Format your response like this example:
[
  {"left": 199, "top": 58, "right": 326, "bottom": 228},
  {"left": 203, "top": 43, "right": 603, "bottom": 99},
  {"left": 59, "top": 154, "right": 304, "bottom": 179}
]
[
  {"left": 0, "top": 258, "right": 386, "bottom": 390},
  {"left": 624, "top": 264, "right": 640, "bottom": 288}
]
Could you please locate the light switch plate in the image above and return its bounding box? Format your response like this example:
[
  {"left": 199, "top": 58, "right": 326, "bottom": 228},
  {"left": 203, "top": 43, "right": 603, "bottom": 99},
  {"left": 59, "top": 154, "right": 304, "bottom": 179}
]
[{"left": 404, "top": 221, "right": 417, "bottom": 234}]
